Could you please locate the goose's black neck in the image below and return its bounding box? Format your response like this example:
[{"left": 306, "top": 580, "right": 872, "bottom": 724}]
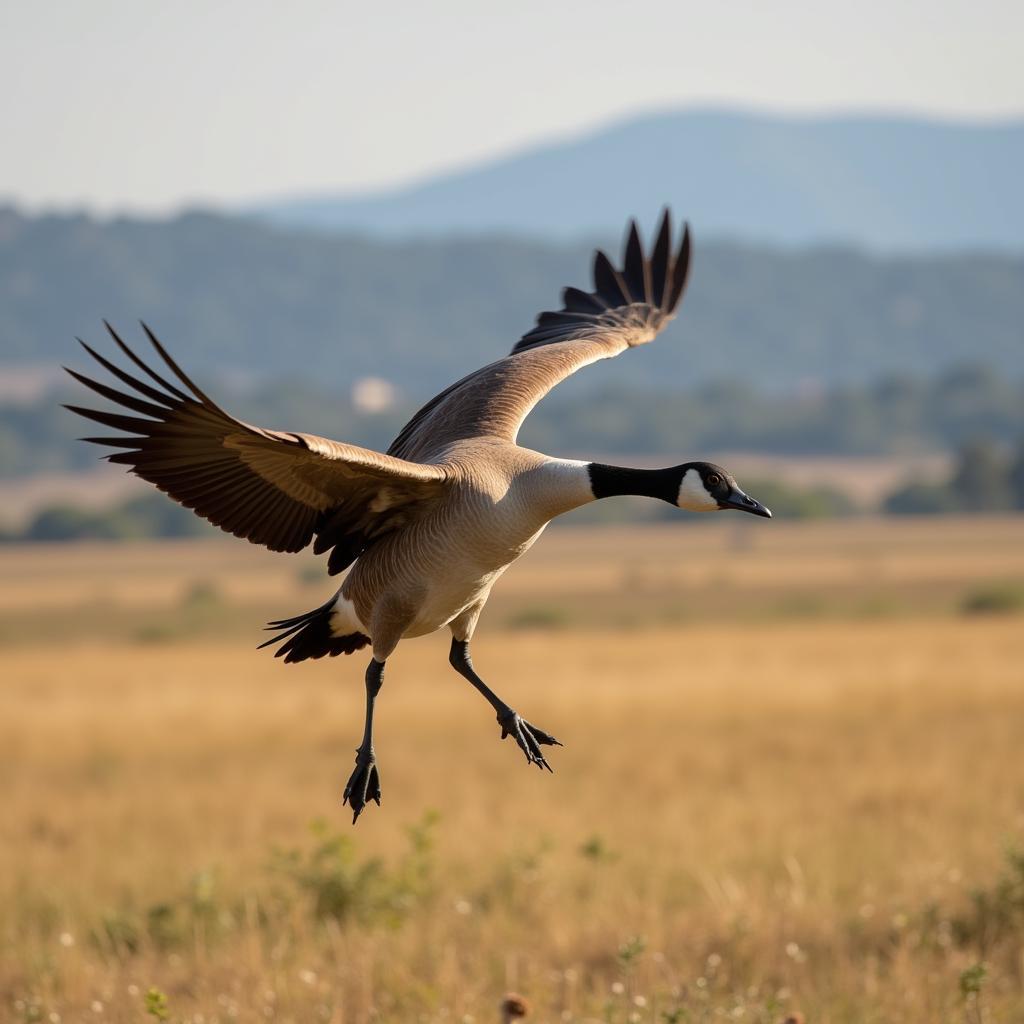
[{"left": 588, "top": 463, "right": 681, "bottom": 504}]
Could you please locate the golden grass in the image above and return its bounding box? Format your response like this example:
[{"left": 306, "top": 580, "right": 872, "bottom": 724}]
[{"left": 2, "top": 518, "right": 1024, "bottom": 1023}]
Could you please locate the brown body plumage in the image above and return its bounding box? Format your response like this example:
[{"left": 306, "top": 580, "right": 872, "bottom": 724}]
[{"left": 67, "top": 210, "right": 772, "bottom": 821}]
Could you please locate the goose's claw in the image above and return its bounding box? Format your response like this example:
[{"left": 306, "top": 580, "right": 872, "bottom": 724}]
[
  {"left": 343, "top": 752, "right": 381, "bottom": 824},
  {"left": 497, "top": 710, "right": 562, "bottom": 772}
]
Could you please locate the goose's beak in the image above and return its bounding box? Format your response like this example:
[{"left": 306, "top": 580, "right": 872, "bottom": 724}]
[{"left": 720, "top": 487, "right": 772, "bottom": 518}]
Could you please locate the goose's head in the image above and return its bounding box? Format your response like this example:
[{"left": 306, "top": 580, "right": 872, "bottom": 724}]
[{"left": 675, "top": 462, "right": 772, "bottom": 518}]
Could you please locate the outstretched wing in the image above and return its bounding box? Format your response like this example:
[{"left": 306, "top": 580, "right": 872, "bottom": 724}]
[
  {"left": 388, "top": 209, "right": 691, "bottom": 462},
  {"left": 65, "top": 324, "right": 450, "bottom": 574}
]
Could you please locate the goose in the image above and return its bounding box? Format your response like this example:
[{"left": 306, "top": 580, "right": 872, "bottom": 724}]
[{"left": 65, "top": 209, "right": 771, "bottom": 822}]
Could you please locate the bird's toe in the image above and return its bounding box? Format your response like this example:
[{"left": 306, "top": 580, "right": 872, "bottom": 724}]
[
  {"left": 342, "top": 756, "right": 381, "bottom": 824},
  {"left": 497, "top": 711, "right": 559, "bottom": 772}
]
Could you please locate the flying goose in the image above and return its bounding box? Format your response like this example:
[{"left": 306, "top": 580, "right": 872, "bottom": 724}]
[{"left": 66, "top": 210, "right": 771, "bottom": 822}]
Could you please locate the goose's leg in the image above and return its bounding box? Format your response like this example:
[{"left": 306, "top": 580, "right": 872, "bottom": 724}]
[
  {"left": 343, "top": 657, "right": 384, "bottom": 823},
  {"left": 448, "top": 637, "right": 562, "bottom": 771}
]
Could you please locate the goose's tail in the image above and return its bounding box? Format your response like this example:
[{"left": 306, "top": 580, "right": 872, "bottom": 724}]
[{"left": 258, "top": 592, "right": 370, "bottom": 664}]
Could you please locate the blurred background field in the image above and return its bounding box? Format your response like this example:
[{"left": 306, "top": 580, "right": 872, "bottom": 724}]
[
  {"left": 3, "top": 2, "right": 1024, "bottom": 1021},
  {"left": 2, "top": 520, "right": 1024, "bottom": 1022}
]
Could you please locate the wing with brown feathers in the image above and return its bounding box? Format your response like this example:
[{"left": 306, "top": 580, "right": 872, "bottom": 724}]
[
  {"left": 65, "top": 324, "right": 450, "bottom": 574},
  {"left": 388, "top": 209, "right": 691, "bottom": 462}
]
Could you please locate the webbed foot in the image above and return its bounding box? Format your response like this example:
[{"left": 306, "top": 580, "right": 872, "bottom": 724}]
[
  {"left": 497, "top": 710, "right": 562, "bottom": 772},
  {"left": 342, "top": 752, "right": 381, "bottom": 824}
]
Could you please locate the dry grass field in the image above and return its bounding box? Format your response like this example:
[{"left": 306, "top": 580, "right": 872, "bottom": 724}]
[{"left": 2, "top": 517, "right": 1024, "bottom": 1023}]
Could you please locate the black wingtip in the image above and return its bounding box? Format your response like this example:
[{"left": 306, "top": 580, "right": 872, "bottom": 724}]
[
  {"left": 511, "top": 205, "right": 691, "bottom": 353},
  {"left": 621, "top": 219, "right": 648, "bottom": 304},
  {"left": 102, "top": 319, "right": 125, "bottom": 347},
  {"left": 138, "top": 320, "right": 218, "bottom": 407},
  {"left": 75, "top": 338, "right": 103, "bottom": 363},
  {"left": 666, "top": 221, "right": 692, "bottom": 313}
]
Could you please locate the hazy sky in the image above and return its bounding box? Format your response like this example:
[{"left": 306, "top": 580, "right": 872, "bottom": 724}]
[{"left": 2, "top": 0, "right": 1021, "bottom": 212}]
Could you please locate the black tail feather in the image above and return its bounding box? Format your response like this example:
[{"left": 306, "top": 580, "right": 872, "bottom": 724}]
[{"left": 259, "top": 598, "right": 370, "bottom": 664}]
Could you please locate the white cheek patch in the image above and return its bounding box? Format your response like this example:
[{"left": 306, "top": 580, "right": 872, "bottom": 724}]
[
  {"left": 677, "top": 469, "right": 719, "bottom": 512},
  {"left": 330, "top": 593, "right": 366, "bottom": 636}
]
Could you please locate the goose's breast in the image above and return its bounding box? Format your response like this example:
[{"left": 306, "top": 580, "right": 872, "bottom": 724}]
[
  {"left": 348, "top": 469, "right": 552, "bottom": 638},
  {"left": 402, "top": 518, "right": 548, "bottom": 637}
]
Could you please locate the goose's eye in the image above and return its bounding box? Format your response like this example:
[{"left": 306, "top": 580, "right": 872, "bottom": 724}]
[{"left": 707, "top": 474, "right": 721, "bottom": 487}]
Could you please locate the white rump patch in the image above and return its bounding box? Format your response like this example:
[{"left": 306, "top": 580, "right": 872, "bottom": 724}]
[
  {"left": 329, "top": 592, "right": 366, "bottom": 637},
  {"left": 676, "top": 468, "right": 718, "bottom": 511}
]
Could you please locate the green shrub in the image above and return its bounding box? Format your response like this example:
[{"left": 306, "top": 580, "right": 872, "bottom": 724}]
[{"left": 961, "top": 584, "right": 1024, "bottom": 615}]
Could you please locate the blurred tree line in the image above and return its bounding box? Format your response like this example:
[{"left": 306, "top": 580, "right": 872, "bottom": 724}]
[
  {"left": 2, "top": 205, "right": 1022, "bottom": 397},
  {"left": 2, "top": 493, "right": 209, "bottom": 543},
  {"left": 3, "top": 363, "right": 1022, "bottom": 479},
  {"left": 4, "top": 435, "right": 1021, "bottom": 544},
  {"left": 1, "top": 475, "right": 858, "bottom": 544},
  {"left": 886, "top": 437, "right": 1024, "bottom": 515},
  {"left": 520, "top": 363, "right": 1024, "bottom": 458}
]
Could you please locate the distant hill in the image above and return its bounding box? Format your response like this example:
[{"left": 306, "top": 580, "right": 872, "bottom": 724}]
[
  {"left": 253, "top": 108, "right": 1024, "bottom": 251},
  {"left": 1, "top": 207, "right": 1022, "bottom": 403}
]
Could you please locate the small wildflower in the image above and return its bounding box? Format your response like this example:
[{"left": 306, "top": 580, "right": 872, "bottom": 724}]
[
  {"left": 91, "top": 1001, "right": 104, "bottom": 1013},
  {"left": 454, "top": 899, "right": 473, "bottom": 915},
  {"left": 59, "top": 932, "right": 75, "bottom": 947},
  {"left": 611, "top": 981, "right": 625, "bottom": 995},
  {"left": 633, "top": 994, "right": 647, "bottom": 1007},
  {"left": 298, "top": 970, "right": 317, "bottom": 986}
]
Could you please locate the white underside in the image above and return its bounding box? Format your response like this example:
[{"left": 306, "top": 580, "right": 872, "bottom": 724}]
[
  {"left": 329, "top": 591, "right": 366, "bottom": 637},
  {"left": 323, "top": 459, "right": 589, "bottom": 644}
]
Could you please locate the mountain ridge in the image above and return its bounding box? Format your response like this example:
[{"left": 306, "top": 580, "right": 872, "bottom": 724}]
[{"left": 253, "top": 107, "right": 1024, "bottom": 251}]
